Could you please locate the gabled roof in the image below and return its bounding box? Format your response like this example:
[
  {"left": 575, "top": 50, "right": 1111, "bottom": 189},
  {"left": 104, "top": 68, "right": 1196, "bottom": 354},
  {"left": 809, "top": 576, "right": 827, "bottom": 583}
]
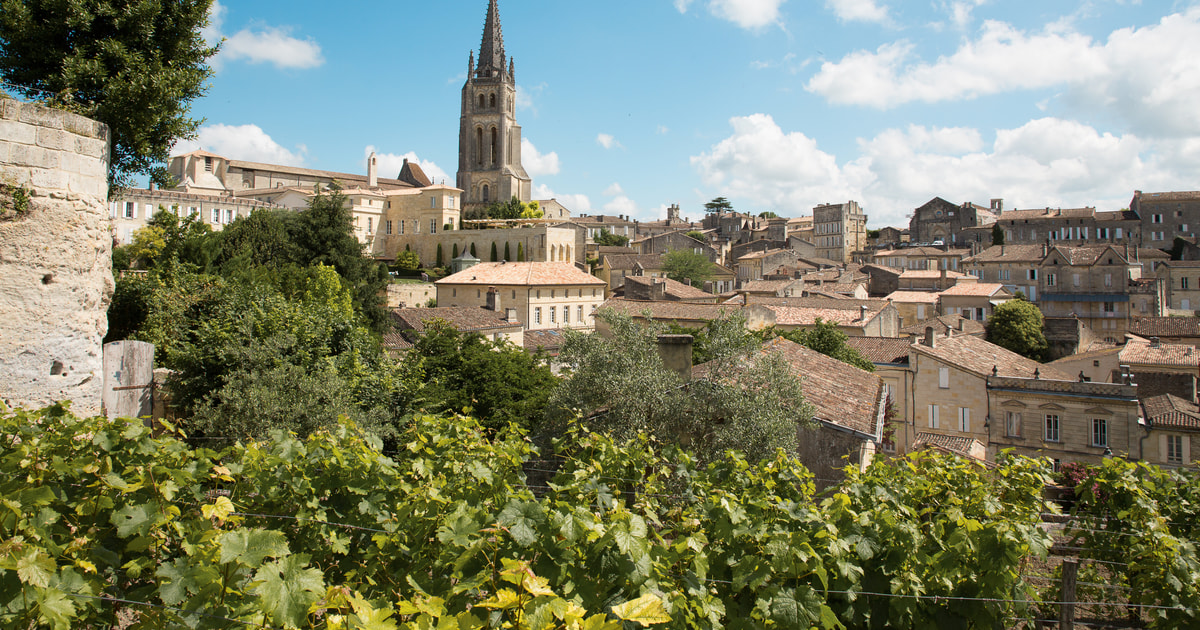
[
  {"left": 602, "top": 253, "right": 664, "bottom": 271},
  {"left": 1045, "top": 245, "right": 1126, "bottom": 266},
  {"left": 900, "top": 314, "right": 985, "bottom": 337},
  {"left": 914, "top": 432, "right": 988, "bottom": 461},
  {"left": 437, "top": 262, "right": 606, "bottom": 287},
  {"left": 1129, "top": 317, "right": 1200, "bottom": 338},
  {"left": 624, "top": 275, "right": 714, "bottom": 301},
  {"left": 1142, "top": 394, "right": 1200, "bottom": 431},
  {"left": 885, "top": 290, "right": 941, "bottom": 303},
  {"left": 397, "top": 159, "right": 432, "bottom": 187},
  {"left": 524, "top": 329, "right": 565, "bottom": 355},
  {"left": 938, "top": 283, "right": 1011, "bottom": 298},
  {"left": 844, "top": 337, "right": 912, "bottom": 365},
  {"left": 963, "top": 244, "right": 1047, "bottom": 263},
  {"left": 1119, "top": 335, "right": 1199, "bottom": 368},
  {"left": 600, "top": 298, "right": 743, "bottom": 324},
  {"left": 900, "top": 269, "right": 968, "bottom": 279},
  {"left": 910, "top": 333, "right": 1073, "bottom": 380},
  {"left": 742, "top": 279, "right": 801, "bottom": 294},
  {"left": 390, "top": 307, "right": 519, "bottom": 334}
]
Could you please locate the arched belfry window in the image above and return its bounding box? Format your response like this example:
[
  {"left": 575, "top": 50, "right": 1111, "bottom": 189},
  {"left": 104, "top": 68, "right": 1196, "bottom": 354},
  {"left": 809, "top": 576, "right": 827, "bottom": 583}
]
[
  {"left": 490, "top": 127, "right": 498, "bottom": 164},
  {"left": 478, "top": 94, "right": 485, "bottom": 109},
  {"left": 489, "top": 93, "right": 496, "bottom": 108},
  {"left": 475, "top": 128, "right": 483, "bottom": 165},
  {"left": 482, "top": 184, "right": 490, "bottom": 203}
]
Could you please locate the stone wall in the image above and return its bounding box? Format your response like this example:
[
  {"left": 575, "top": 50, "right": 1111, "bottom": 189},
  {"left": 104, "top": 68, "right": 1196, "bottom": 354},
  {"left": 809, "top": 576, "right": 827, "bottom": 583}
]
[{"left": 0, "top": 98, "right": 112, "bottom": 415}]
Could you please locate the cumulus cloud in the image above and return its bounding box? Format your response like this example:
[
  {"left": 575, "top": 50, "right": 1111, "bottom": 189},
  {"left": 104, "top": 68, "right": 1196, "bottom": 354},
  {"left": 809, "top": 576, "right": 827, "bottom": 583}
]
[
  {"left": 826, "top": 0, "right": 889, "bottom": 24},
  {"left": 365, "top": 146, "right": 450, "bottom": 185},
  {"left": 674, "top": 0, "right": 788, "bottom": 29},
  {"left": 596, "top": 133, "right": 622, "bottom": 149},
  {"left": 204, "top": 0, "right": 324, "bottom": 70},
  {"left": 533, "top": 184, "right": 593, "bottom": 214},
  {"left": 173, "top": 124, "right": 306, "bottom": 166},
  {"left": 690, "top": 113, "right": 1172, "bottom": 229},
  {"left": 521, "top": 139, "right": 560, "bottom": 177},
  {"left": 604, "top": 183, "right": 625, "bottom": 196},
  {"left": 807, "top": 8, "right": 1200, "bottom": 136},
  {"left": 942, "top": 0, "right": 987, "bottom": 30}
]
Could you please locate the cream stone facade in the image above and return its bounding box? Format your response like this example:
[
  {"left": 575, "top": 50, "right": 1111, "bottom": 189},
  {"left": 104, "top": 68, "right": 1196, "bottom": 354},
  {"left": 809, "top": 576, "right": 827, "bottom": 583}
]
[
  {"left": 435, "top": 262, "right": 606, "bottom": 331},
  {"left": 108, "top": 188, "right": 287, "bottom": 244},
  {"left": 1153, "top": 260, "right": 1200, "bottom": 314},
  {"left": 813, "top": 201, "right": 867, "bottom": 264}
]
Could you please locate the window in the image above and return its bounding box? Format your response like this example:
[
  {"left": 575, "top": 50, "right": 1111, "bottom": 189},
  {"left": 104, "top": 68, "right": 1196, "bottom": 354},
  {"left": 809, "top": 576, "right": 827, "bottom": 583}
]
[
  {"left": 398, "top": 220, "right": 404, "bottom": 235},
  {"left": 563, "top": 306, "right": 570, "bottom": 324},
  {"left": 1072, "top": 274, "right": 1080, "bottom": 287},
  {"left": 958, "top": 408, "right": 971, "bottom": 433},
  {"left": 1104, "top": 273, "right": 1112, "bottom": 287},
  {"left": 1116, "top": 228, "right": 1123, "bottom": 239},
  {"left": 1092, "top": 418, "right": 1108, "bottom": 448},
  {"left": 227, "top": 209, "right": 236, "bottom": 223},
  {"left": 204, "top": 156, "right": 213, "bottom": 172},
  {"left": 1103, "top": 302, "right": 1116, "bottom": 314},
  {"left": 482, "top": 184, "right": 489, "bottom": 202},
  {"left": 1184, "top": 277, "right": 1191, "bottom": 290},
  {"left": 1153, "top": 213, "right": 1163, "bottom": 223},
  {"left": 211, "top": 208, "right": 221, "bottom": 224},
  {"left": 1153, "top": 231, "right": 1166, "bottom": 241},
  {"left": 386, "top": 220, "right": 392, "bottom": 235},
  {"left": 999, "top": 269, "right": 1011, "bottom": 281},
  {"left": 367, "top": 218, "right": 373, "bottom": 233},
  {"left": 122, "top": 202, "right": 136, "bottom": 219},
  {"left": 430, "top": 197, "right": 436, "bottom": 209},
  {"left": 1168, "top": 435, "right": 1185, "bottom": 464},
  {"left": 577, "top": 305, "right": 584, "bottom": 322},
  {"left": 975, "top": 307, "right": 985, "bottom": 321},
  {"left": 430, "top": 219, "right": 437, "bottom": 234},
  {"left": 1028, "top": 269, "right": 1038, "bottom": 280},
  {"left": 938, "top": 367, "right": 950, "bottom": 389},
  {"left": 1046, "top": 273, "right": 1056, "bottom": 287},
  {"left": 917, "top": 305, "right": 926, "bottom": 319},
  {"left": 928, "top": 404, "right": 940, "bottom": 429},
  {"left": 1045, "top": 414, "right": 1061, "bottom": 442},
  {"left": 549, "top": 307, "right": 556, "bottom": 324},
  {"left": 1006, "top": 411, "right": 1022, "bottom": 438},
  {"left": 534, "top": 307, "right": 542, "bottom": 325}
]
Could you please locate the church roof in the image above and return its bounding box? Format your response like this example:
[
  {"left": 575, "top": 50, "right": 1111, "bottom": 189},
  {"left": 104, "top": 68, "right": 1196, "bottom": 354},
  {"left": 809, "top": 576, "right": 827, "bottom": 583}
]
[
  {"left": 397, "top": 159, "right": 432, "bottom": 187},
  {"left": 477, "top": 0, "right": 506, "bottom": 78}
]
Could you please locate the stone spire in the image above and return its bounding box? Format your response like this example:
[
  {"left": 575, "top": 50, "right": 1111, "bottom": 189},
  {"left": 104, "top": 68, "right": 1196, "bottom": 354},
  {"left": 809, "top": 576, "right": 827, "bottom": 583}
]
[{"left": 476, "top": 0, "right": 505, "bottom": 78}]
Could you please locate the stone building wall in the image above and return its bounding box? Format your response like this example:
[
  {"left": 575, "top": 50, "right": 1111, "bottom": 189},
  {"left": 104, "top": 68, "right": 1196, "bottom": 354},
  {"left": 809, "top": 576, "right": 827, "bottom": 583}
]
[{"left": 0, "top": 98, "right": 112, "bottom": 415}]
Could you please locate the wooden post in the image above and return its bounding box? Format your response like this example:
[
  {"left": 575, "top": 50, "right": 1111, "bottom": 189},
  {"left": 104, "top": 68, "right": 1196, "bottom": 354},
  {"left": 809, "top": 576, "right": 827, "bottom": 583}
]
[{"left": 1060, "top": 558, "right": 1078, "bottom": 630}]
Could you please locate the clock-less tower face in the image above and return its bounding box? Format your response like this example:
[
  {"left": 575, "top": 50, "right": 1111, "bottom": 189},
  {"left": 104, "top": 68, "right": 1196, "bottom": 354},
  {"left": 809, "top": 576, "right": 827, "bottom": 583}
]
[{"left": 457, "top": 0, "right": 531, "bottom": 214}]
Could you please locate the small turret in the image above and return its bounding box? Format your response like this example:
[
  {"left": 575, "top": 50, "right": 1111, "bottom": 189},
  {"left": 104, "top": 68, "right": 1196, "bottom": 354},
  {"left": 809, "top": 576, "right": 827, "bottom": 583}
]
[{"left": 468, "top": 50, "right": 475, "bottom": 76}]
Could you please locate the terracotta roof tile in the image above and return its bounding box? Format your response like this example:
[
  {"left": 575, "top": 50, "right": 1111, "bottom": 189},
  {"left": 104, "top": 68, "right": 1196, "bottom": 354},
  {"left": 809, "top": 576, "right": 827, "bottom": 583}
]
[
  {"left": 1143, "top": 394, "right": 1200, "bottom": 430},
  {"left": 1129, "top": 317, "right": 1200, "bottom": 338},
  {"left": 602, "top": 253, "right": 664, "bottom": 271},
  {"left": 963, "top": 244, "right": 1047, "bottom": 263},
  {"left": 914, "top": 432, "right": 986, "bottom": 458},
  {"left": 1137, "top": 191, "right": 1200, "bottom": 202},
  {"left": 886, "top": 290, "right": 940, "bottom": 303},
  {"left": 1119, "top": 335, "right": 1200, "bottom": 367},
  {"left": 938, "top": 283, "right": 1011, "bottom": 297},
  {"left": 899, "top": 269, "right": 968, "bottom": 279},
  {"left": 437, "top": 262, "right": 606, "bottom": 287},
  {"left": 600, "top": 298, "right": 741, "bottom": 323},
  {"left": 624, "top": 275, "right": 714, "bottom": 301},
  {"left": 390, "top": 307, "right": 520, "bottom": 334},
  {"left": 900, "top": 314, "right": 986, "bottom": 337},
  {"left": 844, "top": 337, "right": 912, "bottom": 364},
  {"left": 910, "top": 333, "right": 1073, "bottom": 380},
  {"left": 524, "top": 329, "right": 566, "bottom": 354}
]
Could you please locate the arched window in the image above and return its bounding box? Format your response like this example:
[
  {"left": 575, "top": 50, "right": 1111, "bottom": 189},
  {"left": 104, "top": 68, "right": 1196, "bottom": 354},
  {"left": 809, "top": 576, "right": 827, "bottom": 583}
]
[
  {"left": 478, "top": 94, "right": 485, "bottom": 109},
  {"left": 475, "top": 128, "right": 483, "bottom": 165},
  {"left": 489, "top": 93, "right": 496, "bottom": 108},
  {"left": 490, "top": 127, "right": 498, "bottom": 164},
  {"left": 482, "top": 184, "right": 490, "bottom": 203}
]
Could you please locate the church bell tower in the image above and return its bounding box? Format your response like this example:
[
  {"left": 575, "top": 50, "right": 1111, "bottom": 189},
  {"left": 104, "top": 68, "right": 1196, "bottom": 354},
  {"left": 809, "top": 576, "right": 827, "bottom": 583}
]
[{"left": 457, "top": 0, "right": 531, "bottom": 214}]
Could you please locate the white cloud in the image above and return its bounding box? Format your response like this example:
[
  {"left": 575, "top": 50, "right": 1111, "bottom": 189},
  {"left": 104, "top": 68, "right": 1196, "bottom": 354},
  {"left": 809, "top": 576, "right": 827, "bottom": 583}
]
[
  {"left": 690, "top": 114, "right": 1172, "bottom": 229},
  {"left": 807, "top": 9, "right": 1200, "bottom": 136},
  {"left": 657, "top": 125, "right": 670, "bottom": 135},
  {"left": 603, "top": 195, "right": 640, "bottom": 216},
  {"left": 674, "top": 0, "right": 788, "bottom": 29},
  {"left": 533, "top": 184, "right": 593, "bottom": 214},
  {"left": 365, "top": 146, "right": 450, "bottom": 185},
  {"left": 596, "top": 133, "right": 622, "bottom": 149},
  {"left": 826, "top": 0, "right": 889, "bottom": 24},
  {"left": 521, "top": 139, "right": 560, "bottom": 177},
  {"left": 174, "top": 124, "right": 306, "bottom": 165},
  {"left": 604, "top": 183, "right": 625, "bottom": 196},
  {"left": 204, "top": 0, "right": 324, "bottom": 70},
  {"left": 516, "top": 83, "right": 547, "bottom": 113}
]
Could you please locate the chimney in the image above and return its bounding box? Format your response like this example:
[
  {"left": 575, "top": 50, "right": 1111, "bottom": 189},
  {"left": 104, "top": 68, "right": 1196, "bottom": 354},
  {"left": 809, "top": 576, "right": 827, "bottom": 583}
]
[
  {"left": 1150, "top": 336, "right": 1161, "bottom": 348},
  {"left": 486, "top": 286, "right": 500, "bottom": 311},
  {"left": 739, "top": 290, "right": 750, "bottom": 305},
  {"left": 957, "top": 317, "right": 965, "bottom": 332},
  {"left": 657, "top": 334, "right": 693, "bottom": 382},
  {"left": 1042, "top": 243, "right": 1048, "bottom": 258},
  {"left": 923, "top": 326, "right": 936, "bottom": 348},
  {"left": 368, "top": 152, "right": 378, "bottom": 188},
  {"left": 859, "top": 305, "right": 868, "bottom": 321}
]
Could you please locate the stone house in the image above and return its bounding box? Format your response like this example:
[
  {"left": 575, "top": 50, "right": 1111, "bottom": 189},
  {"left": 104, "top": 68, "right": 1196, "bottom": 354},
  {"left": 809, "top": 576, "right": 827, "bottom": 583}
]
[
  {"left": 1128, "top": 317, "right": 1200, "bottom": 346},
  {"left": 908, "top": 196, "right": 1000, "bottom": 246},
  {"left": 899, "top": 314, "right": 985, "bottom": 340},
  {"left": 735, "top": 248, "right": 798, "bottom": 283},
  {"left": 860, "top": 264, "right": 902, "bottom": 297},
  {"left": 1047, "top": 344, "right": 1124, "bottom": 384},
  {"left": 937, "top": 282, "right": 1013, "bottom": 323},
  {"left": 741, "top": 278, "right": 807, "bottom": 298},
  {"left": 1119, "top": 335, "right": 1199, "bottom": 400},
  {"left": 961, "top": 244, "right": 1047, "bottom": 300},
  {"left": 574, "top": 214, "right": 638, "bottom": 242},
  {"left": 1038, "top": 244, "right": 1143, "bottom": 342},
  {"left": 622, "top": 276, "right": 718, "bottom": 303},
  {"left": 764, "top": 297, "right": 901, "bottom": 337},
  {"left": 876, "top": 226, "right": 904, "bottom": 248},
  {"left": 1140, "top": 394, "right": 1200, "bottom": 468},
  {"left": 813, "top": 201, "right": 868, "bottom": 264},
  {"left": 872, "top": 246, "right": 971, "bottom": 271},
  {"left": 435, "top": 262, "right": 606, "bottom": 331},
  {"left": 973, "top": 206, "right": 1141, "bottom": 247},
  {"left": 885, "top": 290, "right": 940, "bottom": 328},
  {"left": 595, "top": 253, "right": 665, "bottom": 292},
  {"left": 636, "top": 229, "right": 721, "bottom": 263},
  {"left": 1152, "top": 260, "right": 1200, "bottom": 314},
  {"left": 1131, "top": 190, "right": 1200, "bottom": 250},
  {"left": 897, "top": 269, "right": 974, "bottom": 292},
  {"left": 844, "top": 337, "right": 916, "bottom": 453}
]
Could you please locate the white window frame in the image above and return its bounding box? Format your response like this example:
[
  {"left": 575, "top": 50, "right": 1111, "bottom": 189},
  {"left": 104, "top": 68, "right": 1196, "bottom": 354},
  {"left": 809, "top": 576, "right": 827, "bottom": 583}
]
[
  {"left": 928, "top": 404, "right": 940, "bottom": 429},
  {"left": 1091, "top": 418, "right": 1108, "bottom": 448},
  {"left": 938, "top": 367, "right": 950, "bottom": 389},
  {"left": 1006, "top": 411, "right": 1022, "bottom": 438},
  {"left": 1168, "top": 435, "right": 1185, "bottom": 464},
  {"left": 959, "top": 407, "right": 971, "bottom": 433},
  {"left": 1045, "top": 414, "right": 1061, "bottom": 443}
]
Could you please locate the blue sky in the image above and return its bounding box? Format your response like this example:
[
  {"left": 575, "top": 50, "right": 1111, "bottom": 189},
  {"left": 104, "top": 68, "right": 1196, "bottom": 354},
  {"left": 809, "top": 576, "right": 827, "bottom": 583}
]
[{"left": 174, "top": 0, "right": 1200, "bottom": 229}]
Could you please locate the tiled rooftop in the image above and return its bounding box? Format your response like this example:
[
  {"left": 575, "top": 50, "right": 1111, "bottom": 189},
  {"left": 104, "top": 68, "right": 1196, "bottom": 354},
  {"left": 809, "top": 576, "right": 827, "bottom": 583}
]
[
  {"left": 885, "top": 290, "right": 940, "bottom": 303},
  {"left": 899, "top": 269, "right": 968, "bottom": 279},
  {"left": 1142, "top": 394, "right": 1200, "bottom": 431},
  {"left": 844, "top": 337, "right": 912, "bottom": 364},
  {"left": 938, "top": 283, "right": 1010, "bottom": 297},
  {"left": 624, "top": 275, "right": 714, "bottom": 301},
  {"left": 1129, "top": 317, "right": 1200, "bottom": 338},
  {"left": 389, "top": 306, "right": 519, "bottom": 334},
  {"left": 914, "top": 432, "right": 986, "bottom": 458},
  {"left": 437, "top": 262, "right": 606, "bottom": 287},
  {"left": 1119, "top": 335, "right": 1199, "bottom": 367},
  {"left": 900, "top": 314, "right": 986, "bottom": 337},
  {"left": 910, "top": 333, "right": 1073, "bottom": 380},
  {"left": 963, "top": 244, "right": 1047, "bottom": 263},
  {"left": 602, "top": 254, "right": 664, "bottom": 271}
]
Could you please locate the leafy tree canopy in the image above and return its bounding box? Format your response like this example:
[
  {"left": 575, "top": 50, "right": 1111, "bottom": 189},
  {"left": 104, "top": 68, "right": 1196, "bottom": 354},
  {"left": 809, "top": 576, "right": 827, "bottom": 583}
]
[
  {"left": 594, "top": 228, "right": 630, "bottom": 247},
  {"left": 758, "top": 211, "right": 779, "bottom": 219},
  {"left": 704, "top": 197, "right": 733, "bottom": 213},
  {"left": 545, "top": 309, "right": 810, "bottom": 463},
  {"left": 993, "top": 223, "right": 1005, "bottom": 246},
  {"left": 661, "top": 249, "right": 712, "bottom": 287},
  {"left": 685, "top": 230, "right": 706, "bottom": 243},
  {"left": 0, "top": 0, "right": 219, "bottom": 189},
  {"left": 986, "top": 297, "right": 1048, "bottom": 361}
]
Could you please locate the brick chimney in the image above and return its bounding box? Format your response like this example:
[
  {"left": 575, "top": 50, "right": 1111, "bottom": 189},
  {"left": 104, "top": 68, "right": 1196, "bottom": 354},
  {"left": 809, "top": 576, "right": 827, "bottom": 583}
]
[
  {"left": 923, "top": 326, "right": 936, "bottom": 348},
  {"left": 657, "top": 334, "right": 693, "bottom": 382},
  {"left": 486, "top": 286, "right": 500, "bottom": 311}
]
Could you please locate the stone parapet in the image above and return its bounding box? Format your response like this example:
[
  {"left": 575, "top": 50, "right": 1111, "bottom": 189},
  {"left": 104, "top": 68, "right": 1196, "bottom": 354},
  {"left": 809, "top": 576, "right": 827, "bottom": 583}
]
[
  {"left": 987, "top": 375, "right": 1137, "bottom": 400},
  {"left": 1, "top": 98, "right": 112, "bottom": 415}
]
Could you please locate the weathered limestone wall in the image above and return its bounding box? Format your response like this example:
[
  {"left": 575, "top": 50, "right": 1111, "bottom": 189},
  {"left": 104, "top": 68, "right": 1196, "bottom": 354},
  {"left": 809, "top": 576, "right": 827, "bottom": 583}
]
[{"left": 0, "top": 98, "right": 112, "bottom": 415}]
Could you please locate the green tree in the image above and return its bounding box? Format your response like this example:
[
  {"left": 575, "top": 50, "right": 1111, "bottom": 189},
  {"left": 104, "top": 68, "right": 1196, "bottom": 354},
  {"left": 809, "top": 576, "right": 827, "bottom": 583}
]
[
  {"left": 517, "top": 242, "right": 525, "bottom": 262},
  {"left": 437, "top": 243, "right": 445, "bottom": 267},
  {"left": 758, "top": 211, "right": 779, "bottom": 219},
  {"left": 413, "top": 322, "right": 557, "bottom": 433},
  {"left": 986, "top": 298, "right": 1048, "bottom": 361},
  {"left": 545, "top": 309, "right": 811, "bottom": 463},
  {"left": 504, "top": 241, "right": 511, "bottom": 261},
  {"left": 594, "top": 228, "right": 630, "bottom": 247},
  {"left": 215, "top": 208, "right": 295, "bottom": 271},
  {"left": 661, "top": 249, "right": 712, "bottom": 287},
  {"left": 993, "top": 223, "right": 1005, "bottom": 246},
  {"left": 0, "top": 0, "right": 219, "bottom": 189},
  {"left": 470, "top": 242, "right": 478, "bottom": 257},
  {"left": 777, "top": 319, "right": 875, "bottom": 372},
  {"left": 452, "top": 243, "right": 459, "bottom": 259},
  {"left": 490, "top": 242, "right": 498, "bottom": 262},
  {"left": 394, "top": 249, "right": 420, "bottom": 271},
  {"left": 685, "top": 230, "right": 706, "bottom": 243},
  {"left": 704, "top": 197, "right": 733, "bottom": 213}
]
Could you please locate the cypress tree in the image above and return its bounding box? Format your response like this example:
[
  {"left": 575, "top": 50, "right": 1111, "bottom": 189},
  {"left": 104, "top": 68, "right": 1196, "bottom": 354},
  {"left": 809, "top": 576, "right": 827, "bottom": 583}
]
[
  {"left": 436, "top": 243, "right": 444, "bottom": 267},
  {"left": 452, "top": 243, "right": 459, "bottom": 259},
  {"left": 504, "top": 242, "right": 511, "bottom": 261},
  {"left": 490, "top": 242, "right": 498, "bottom": 262},
  {"left": 517, "top": 242, "right": 525, "bottom": 262},
  {"left": 471, "top": 243, "right": 478, "bottom": 257}
]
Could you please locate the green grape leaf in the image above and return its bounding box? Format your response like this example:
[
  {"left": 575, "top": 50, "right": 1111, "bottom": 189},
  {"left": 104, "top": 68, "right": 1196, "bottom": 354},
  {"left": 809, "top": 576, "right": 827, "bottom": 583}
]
[
  {"left": 610, "top": 593, "right": 671, "bottom": 627},
  {"left": 17, "top": 550, "right": 55, "bottom": 588},
  {"left": 253, "top": 555, "right": 325, "bottom": 628},
  {"left": 219, "top": 528, "right": 290, "bottom": 566}
]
